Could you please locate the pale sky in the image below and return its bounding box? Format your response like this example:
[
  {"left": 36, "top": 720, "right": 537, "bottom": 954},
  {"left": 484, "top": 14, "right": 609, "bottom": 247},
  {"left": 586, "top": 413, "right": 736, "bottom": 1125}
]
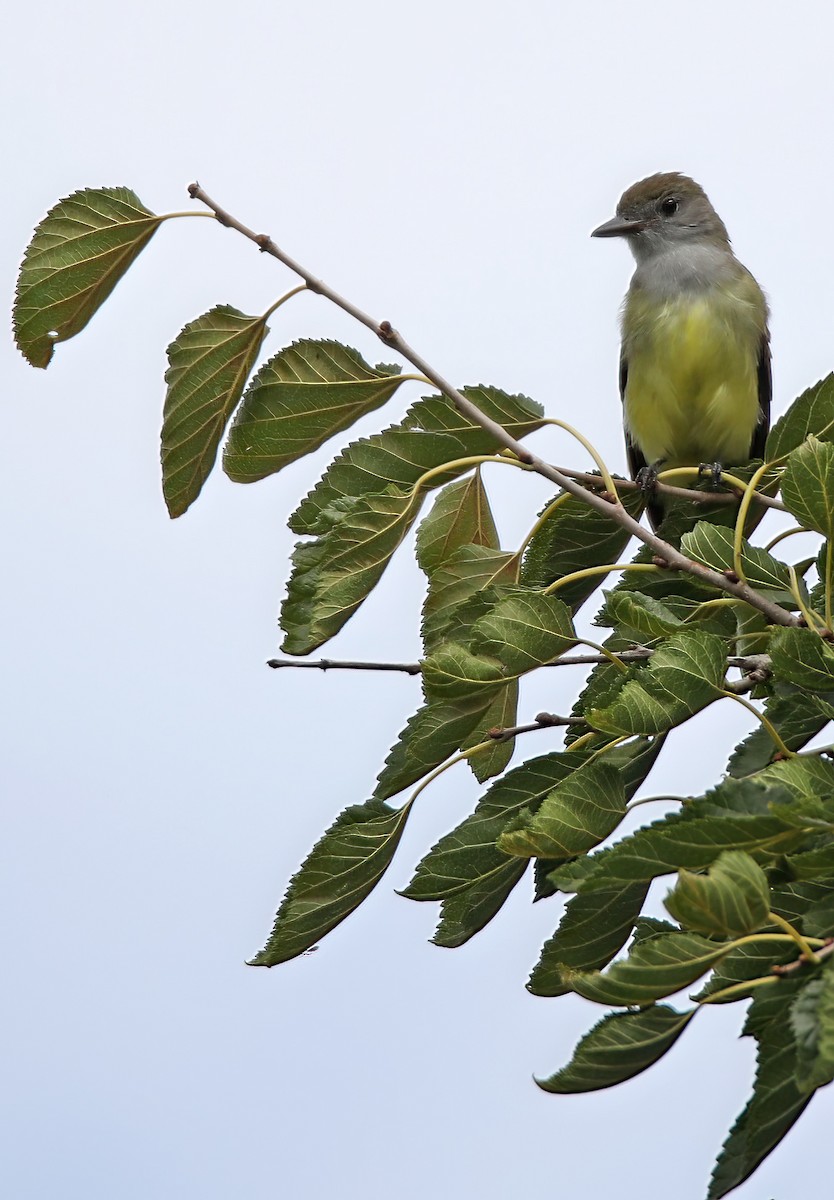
[{"left": 3, "top": 3, "right": 832, "bottom": 1197}]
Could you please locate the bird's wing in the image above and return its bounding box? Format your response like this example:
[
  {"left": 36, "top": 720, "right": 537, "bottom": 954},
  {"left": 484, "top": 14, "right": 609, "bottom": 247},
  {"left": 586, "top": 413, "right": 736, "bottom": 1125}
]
[
  {"left": 620, "top": 351, "right": 663, "bottom": 529},
  {"left": 750, "top": 333, "right": 772, "bottom": 460}
]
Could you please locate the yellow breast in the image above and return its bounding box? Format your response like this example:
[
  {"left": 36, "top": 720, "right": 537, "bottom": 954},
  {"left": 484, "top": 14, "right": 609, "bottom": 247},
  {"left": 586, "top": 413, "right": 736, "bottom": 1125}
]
[{"left": 623, "top": 291, "right": 761, "bottom": 469}]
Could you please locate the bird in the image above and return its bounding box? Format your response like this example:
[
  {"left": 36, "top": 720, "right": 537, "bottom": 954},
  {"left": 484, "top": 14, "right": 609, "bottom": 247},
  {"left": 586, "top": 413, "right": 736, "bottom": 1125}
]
[{"left": 592, "top": 172, "right": 770, "bottom": 530}]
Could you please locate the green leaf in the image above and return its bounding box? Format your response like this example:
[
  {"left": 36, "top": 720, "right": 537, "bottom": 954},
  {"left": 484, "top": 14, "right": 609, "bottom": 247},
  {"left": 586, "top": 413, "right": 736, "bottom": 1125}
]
[
  {"left": 430, "top": 858, "right": 529, "bottom": 948},
  {"left": 292, "top": 385, "right": 545, "bottom": 534},
  {"left": 790, "top": 962, "right": 834, "bottom": 1093},
  {"left": 680, "top": 522, "right": 793, "bottom": 600},
  {"left": 402, "top": 749, "right": 594, "bottom": 902},
  {"left": 421, "top": 546, "right": 518, "bottom": 653},
  {"left": 248, "top": 797, "right": 412, "bottom": 966},
  {"left": 519, "top": 486, "right": 644, "bottom": 609},
  {"left": 403, "top": 738, "right": 663, "bottom": 946},
  {"left": 562, "top": 931, "right": 731, "bottom": 1006},
  {"left": 414, "top": 476, "right": 518, "bottom": 783},
  {"left": 770, "top": 627, "right": 834, "bottom": 692},
  {"left": 665, "top": 851, "right": 771, "bottom": 938},
  {"left": 223, "top": 340, "right": 406, "bottom": 483},
  {"left": 497, "top": 761, "right": 627, "bottom": 860},
  {"left": 587, "top": 630, "right": 726, "bottom": 736},
  {"left": 695, "top": 942, "right": 793, "bottom": 1003},
  {"left": 757, "top": 754, "right": 834, "bottom": 817},
  {"left": 598, "top": 590, "right": 684, "bottom": 641},
  {"left": 802, "top": 892, "right": 834, "bottom": 938},
  {"left": 536, "top": 1005, "right": 694, "bottom": 1093},
  {"left": 280, "top": 488, "right": 418, "bottom": 654},
  {"left": 527, "top": 882, "right": 650, "bottom": 997},
  {"left": 470, "top": 588, "right": 578, "bottom": 675},
  {"left": 766, "top": 374, "right": 834, "bottom": 459},
  {"left": 709, "top": 993, "right": 812, "bottom": 1198},
  {"left": 415, "top": 470, "right": 498, "bottom": 577},
  {"left": 459, "top": 681, "right": 518, "bottom": 783},
  {"left": 770, "top": 880, "right": 834, "bottom": 936},
  {"left": 374, "top": 699, "right": 489, "bottom": 801},
  {"left": 728, "top": 684, "right": 831, "bottom": 777},
  {"left": 782, "top": 843, "right": 834, "bottom": 881},
  {"left": 422, "top": 588, "right": 577, "bottom": 703},
  {"left": 14, "top": 187, "right": 163, "bottom": 369},
  {"left": 550, "top": 780, "right": 807, "bottom": 894},
  {"left": 780, "top": 435, "right": 834, "bottom": 538},
  {"left": 160, "top": 306, "right": 270, "bottom": 517}
]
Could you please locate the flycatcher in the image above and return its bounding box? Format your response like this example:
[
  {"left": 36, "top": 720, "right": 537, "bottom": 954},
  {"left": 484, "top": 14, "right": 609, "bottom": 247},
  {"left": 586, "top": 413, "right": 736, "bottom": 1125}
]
[{"left": 592, "top": 172, "right": 771, "bottom": 528}]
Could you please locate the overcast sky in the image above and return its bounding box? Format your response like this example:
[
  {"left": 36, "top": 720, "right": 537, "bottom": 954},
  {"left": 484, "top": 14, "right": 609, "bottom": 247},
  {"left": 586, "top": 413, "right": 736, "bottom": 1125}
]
[{"left": 3, "top": 3, "right": 832, "bottom": 1197}]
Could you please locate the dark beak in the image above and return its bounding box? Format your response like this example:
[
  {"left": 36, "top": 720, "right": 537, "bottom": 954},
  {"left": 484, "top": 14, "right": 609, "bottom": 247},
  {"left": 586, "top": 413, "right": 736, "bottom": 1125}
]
[{"left": 591, "top": 215, "right": 646, "bottom": 238}]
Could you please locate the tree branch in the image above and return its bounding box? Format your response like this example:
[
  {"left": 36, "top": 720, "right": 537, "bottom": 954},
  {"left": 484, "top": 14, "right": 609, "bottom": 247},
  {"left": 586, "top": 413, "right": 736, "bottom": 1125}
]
[{"left": 188, "top": 182, "right": 797, "bottom": 629}]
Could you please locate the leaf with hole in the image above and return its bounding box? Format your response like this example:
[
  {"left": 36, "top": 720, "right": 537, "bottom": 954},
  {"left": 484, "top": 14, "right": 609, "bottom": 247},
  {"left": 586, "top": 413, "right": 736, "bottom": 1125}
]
[{"left": 14, "top": 187, "right": 163, "bottom": 368}]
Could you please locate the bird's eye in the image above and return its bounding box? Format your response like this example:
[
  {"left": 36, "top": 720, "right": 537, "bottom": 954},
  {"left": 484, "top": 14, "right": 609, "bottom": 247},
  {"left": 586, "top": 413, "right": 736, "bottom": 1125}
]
[{"left": 659, "top": 197, "right": 678, "bottom": 216}]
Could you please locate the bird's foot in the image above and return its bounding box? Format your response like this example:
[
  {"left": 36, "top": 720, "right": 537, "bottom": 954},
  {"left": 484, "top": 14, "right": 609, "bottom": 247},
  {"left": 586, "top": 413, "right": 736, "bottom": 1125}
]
[
  {"left": 635, "top": 464, "right": 660, "bottom": 495},
  {"left": 698, "top": 461, "right": 724, "bottom": 489}
]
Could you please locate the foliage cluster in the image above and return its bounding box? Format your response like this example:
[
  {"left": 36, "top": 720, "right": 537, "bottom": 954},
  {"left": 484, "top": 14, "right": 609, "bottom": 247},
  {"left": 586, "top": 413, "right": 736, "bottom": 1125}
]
[{"left": 15, "top": 186, "right": 834, "bottom": 1197}]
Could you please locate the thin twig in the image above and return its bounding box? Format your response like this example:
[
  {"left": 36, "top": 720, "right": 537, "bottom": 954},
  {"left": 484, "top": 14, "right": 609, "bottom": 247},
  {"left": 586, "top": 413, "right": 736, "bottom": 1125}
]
[
  {"left": 487, "top": 712, "right": 586, "bottom": 742},
  {"left": 266, "top": 649, "right": 774, "bottom": 675},
  {"left": 267, "top": 657, "right": 422, "bottom": 674},
  {"left": 188, "top": 182, "right": 798, "bottom": 629}
]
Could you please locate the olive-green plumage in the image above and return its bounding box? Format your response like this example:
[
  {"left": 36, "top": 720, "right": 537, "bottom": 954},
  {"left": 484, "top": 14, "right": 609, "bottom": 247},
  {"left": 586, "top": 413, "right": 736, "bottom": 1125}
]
[{"left": 592, "top": 173, "right": 771, "bottom": 528}]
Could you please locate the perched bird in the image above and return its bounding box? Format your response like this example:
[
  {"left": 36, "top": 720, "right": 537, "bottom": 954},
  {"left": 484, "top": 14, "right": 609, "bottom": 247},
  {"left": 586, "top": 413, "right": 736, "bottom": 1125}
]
[{"left": 592, "top": 172, "right": 770, "bottom": 529}]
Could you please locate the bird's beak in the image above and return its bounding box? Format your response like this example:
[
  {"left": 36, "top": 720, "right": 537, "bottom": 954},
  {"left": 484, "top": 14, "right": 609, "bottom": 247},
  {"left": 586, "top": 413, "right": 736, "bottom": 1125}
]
[{"left": 591, "top": 215, "right": 646, "bottom": 238}]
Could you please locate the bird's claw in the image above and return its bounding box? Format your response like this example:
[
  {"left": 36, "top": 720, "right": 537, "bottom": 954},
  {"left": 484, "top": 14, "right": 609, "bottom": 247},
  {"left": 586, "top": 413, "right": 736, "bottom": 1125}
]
[
  {"left": 698, "top": 461, "right": 724, "bottom": 489},
  {"left": 635, "top": 464, "right": 659, "bottom": 495}
]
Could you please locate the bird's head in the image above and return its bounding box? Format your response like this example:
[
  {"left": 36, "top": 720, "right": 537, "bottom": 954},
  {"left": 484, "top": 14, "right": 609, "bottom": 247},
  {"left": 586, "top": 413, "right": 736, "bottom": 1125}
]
[{"left": 592, "top": 172, "right": 730, "bottom": 261}]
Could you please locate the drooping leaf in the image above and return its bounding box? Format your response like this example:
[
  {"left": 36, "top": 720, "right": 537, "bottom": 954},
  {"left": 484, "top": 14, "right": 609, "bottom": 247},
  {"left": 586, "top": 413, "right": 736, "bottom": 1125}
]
[
  {"left": 401, "top": 750, "right": 596, "bottom": 903},
  {"left": 291, "top": 385, "right": 545, "bottom": 534},
  {"left": 459, "top": 680, "right": 519, "bottom": 783},
  {"left": 248, "top": 797, "right": 412, "bottom": 966},
  {"left": 535, "top": 1005, "right": 694, "bottom": 1093},
  {"left": 223, "top": 340, "right": 406, "bottom": 483},
  {"left": 14, "top": 187, "right": 163, "bottom": 368},
  {"left": 709, "top": 985, "right": 812, "bottom": 1199},
  {"left": 519, "top": 485, "right": 644, "bottom": 609},
  {"left": 161, "top": 306, "right": 270, "bottom": 517},
  {"left": 403, "top": 739, "right": 662, "bottom": 948},
  {"left": 527, "top": 882, "right": 650, "bottom": 997},
  {"left": 497, "top": 761, "right": 627, "bottom": 860},
  {"left": 374, "top": 699, "right": 489, "bottom": 801},
  {"left": 780, "top": 435, "right": 834, "bottom": 539},
  {"left": 280, "top": 488, "right": 418, "bottom": 654},
  {"left": 664, "top": 851, "right": 771, "bottom": 938},
  {"left": 561, "top": 931, "right": 732, "bottom": 1006},
  {"left": 415, "top": 470, "right": 499, "bottom": 577},
  {"left": 680, "top": 522, "right": 794, "bottom": 602},
  {"left": 430, "top": 857, "right": 529, "bottom": 948},
  {"left": 790, "top": 962, "right": 834, "bottom": 1093},
  {"left": 766, "top": 374, "right": 834, "bottom": 459},
  {"left": 587, "top": 630, "right": 727, "bottom": 736}
]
